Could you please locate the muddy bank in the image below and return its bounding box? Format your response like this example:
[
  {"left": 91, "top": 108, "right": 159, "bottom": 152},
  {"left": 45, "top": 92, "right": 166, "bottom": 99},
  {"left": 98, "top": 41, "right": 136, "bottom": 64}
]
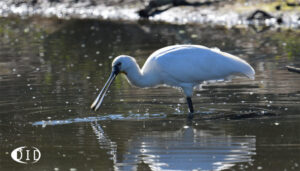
[{"left": 0, "top": 0, "right": 299, "bottom": 29}]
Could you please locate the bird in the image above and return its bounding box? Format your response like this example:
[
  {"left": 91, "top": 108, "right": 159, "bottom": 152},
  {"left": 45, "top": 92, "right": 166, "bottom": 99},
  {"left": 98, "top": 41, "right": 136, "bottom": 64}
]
[{"left": 91, "top": 45, "right": 255, "bottom": 116}]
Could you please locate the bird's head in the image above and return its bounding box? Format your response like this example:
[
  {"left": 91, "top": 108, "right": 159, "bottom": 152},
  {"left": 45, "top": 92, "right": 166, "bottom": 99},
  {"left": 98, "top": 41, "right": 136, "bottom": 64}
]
[
  {"left": 112, "top": 55, "right": 137, "bottom": 75},
  {"left": 90, "top": 55, "right": 136, "bottom": 111}
]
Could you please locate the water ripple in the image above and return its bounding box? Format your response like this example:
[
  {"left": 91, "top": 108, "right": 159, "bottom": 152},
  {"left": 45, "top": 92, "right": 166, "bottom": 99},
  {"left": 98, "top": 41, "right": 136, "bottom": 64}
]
[{"left": 32, "top": 113, "right": 166, "bottom": 126}]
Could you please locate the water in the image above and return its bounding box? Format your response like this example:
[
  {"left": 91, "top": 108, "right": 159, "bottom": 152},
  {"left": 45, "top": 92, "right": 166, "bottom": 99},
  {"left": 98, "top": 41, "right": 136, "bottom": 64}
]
[{"left": 0, "top": 17, "right": 300, "bottom": 170}]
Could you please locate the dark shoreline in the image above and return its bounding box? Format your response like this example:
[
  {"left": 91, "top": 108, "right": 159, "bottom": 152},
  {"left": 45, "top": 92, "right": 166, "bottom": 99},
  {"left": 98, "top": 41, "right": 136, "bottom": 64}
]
[{"left": 0, "top": 0, "right": 300, "bottom": 29}]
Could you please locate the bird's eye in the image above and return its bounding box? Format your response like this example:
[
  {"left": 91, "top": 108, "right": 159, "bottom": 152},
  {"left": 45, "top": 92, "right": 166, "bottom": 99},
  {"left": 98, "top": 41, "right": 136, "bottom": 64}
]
[{"left": 116, "top": 62, "right": 122, "bottom": 66}]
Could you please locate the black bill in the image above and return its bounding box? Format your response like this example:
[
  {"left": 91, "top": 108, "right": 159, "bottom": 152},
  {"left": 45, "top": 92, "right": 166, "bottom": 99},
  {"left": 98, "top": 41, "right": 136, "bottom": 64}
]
[{"left": 91, "top": 67, "right": 119, "bottom": 111}]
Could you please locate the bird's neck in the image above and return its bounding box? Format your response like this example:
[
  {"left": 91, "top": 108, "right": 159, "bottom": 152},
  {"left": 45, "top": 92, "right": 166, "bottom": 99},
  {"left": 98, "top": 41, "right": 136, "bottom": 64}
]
[{"left": 125, "top": 62, "right": 159, "bottom": 88}]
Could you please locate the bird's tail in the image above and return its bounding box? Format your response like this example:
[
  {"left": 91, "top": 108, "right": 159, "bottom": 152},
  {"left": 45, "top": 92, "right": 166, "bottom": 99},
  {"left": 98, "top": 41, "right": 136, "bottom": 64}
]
[
  {"left": 229, "top": 56, "right": 255, "bottom": 80},
  {"left": 241, "top": 62, "right": 255, "bottom": 80}
]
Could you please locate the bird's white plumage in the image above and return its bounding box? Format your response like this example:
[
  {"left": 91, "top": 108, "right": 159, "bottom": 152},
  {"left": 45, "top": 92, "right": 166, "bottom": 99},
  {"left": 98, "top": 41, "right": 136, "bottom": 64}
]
[
  {"left": 92, "top": 44, "right": 255, "bottom": 112},
  {"left": 136, "top": 45, "right": 255, "bottom": 96},
  {"left": 113, "top": 45, "right": 255, "bottom": 97}
]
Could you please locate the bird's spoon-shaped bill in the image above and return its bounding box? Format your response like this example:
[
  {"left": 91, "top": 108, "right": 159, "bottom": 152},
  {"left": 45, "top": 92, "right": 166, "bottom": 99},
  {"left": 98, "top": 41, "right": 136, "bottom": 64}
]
[{"left": 91, "top": 70, "right": 118, "bottom": 111}]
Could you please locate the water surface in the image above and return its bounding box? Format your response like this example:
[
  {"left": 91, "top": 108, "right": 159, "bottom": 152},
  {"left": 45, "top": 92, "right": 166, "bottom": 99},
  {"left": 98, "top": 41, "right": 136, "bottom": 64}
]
[{"left": 0, "top": 17, "right": 300, "bottom": 170}]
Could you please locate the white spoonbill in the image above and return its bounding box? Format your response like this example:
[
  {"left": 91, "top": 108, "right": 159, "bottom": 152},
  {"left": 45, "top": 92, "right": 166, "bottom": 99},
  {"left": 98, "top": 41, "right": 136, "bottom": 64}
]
[{"left": 91, "top": 45, "right": 255, "bottom": 114}]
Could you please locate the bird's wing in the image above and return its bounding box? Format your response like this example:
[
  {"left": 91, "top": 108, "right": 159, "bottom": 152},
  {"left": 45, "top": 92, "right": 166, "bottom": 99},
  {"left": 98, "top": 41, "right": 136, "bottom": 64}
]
[{"left": 152, "top": 45, "right": 254, "bottom": 84}]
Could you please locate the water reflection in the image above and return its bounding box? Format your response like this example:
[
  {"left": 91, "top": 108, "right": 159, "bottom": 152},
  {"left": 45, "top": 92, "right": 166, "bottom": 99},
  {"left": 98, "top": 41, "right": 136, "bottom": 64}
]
[
  {"left": 90, "top": 120, "right": 256, "bottom": 171},
  {"left": 91, "top": 122, "right": 118, "bottom": 167}
]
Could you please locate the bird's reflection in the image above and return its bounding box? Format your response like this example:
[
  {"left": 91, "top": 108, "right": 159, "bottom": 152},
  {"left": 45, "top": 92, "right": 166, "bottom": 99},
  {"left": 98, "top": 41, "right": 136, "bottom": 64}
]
[
  {"left": 91, "top": 120, "right": 256, "bottom": 171},
  {"left": 90, "top": 121, "right": 118, "bottom": 166}
]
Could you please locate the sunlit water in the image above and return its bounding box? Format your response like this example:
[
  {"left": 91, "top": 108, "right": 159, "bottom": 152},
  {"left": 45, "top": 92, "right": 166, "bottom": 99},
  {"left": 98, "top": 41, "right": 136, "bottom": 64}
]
[{"left": 0, "top": 17, "right": 300, "bottom": 170}]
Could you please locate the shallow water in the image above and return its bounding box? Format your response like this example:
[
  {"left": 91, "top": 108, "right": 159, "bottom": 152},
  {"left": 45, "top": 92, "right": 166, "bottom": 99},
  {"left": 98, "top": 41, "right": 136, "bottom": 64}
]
[{"left": 0, "top": 17, "right": 300, "bottom": 170}]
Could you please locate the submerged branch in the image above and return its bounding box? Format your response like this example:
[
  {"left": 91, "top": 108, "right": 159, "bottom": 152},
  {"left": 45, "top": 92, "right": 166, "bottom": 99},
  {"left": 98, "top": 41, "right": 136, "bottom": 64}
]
[
  {"left": 247, "top": 9, "right": 283, "bottom": 25},
  {"left": 138, "top": 0, "right": 221, "bottom": 18},
  {"left": 286, "top": 66, "right": 300, "bottom": 74}
]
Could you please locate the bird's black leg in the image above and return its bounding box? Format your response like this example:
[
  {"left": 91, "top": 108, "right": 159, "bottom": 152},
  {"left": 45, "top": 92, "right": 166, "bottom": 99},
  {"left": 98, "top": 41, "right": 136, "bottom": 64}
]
[
  {"left": 186, "top": 97, "right": 194, "bottom": 113},
  {"left": 186, "top": 97, "right": 194, "bottom": 119}
]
